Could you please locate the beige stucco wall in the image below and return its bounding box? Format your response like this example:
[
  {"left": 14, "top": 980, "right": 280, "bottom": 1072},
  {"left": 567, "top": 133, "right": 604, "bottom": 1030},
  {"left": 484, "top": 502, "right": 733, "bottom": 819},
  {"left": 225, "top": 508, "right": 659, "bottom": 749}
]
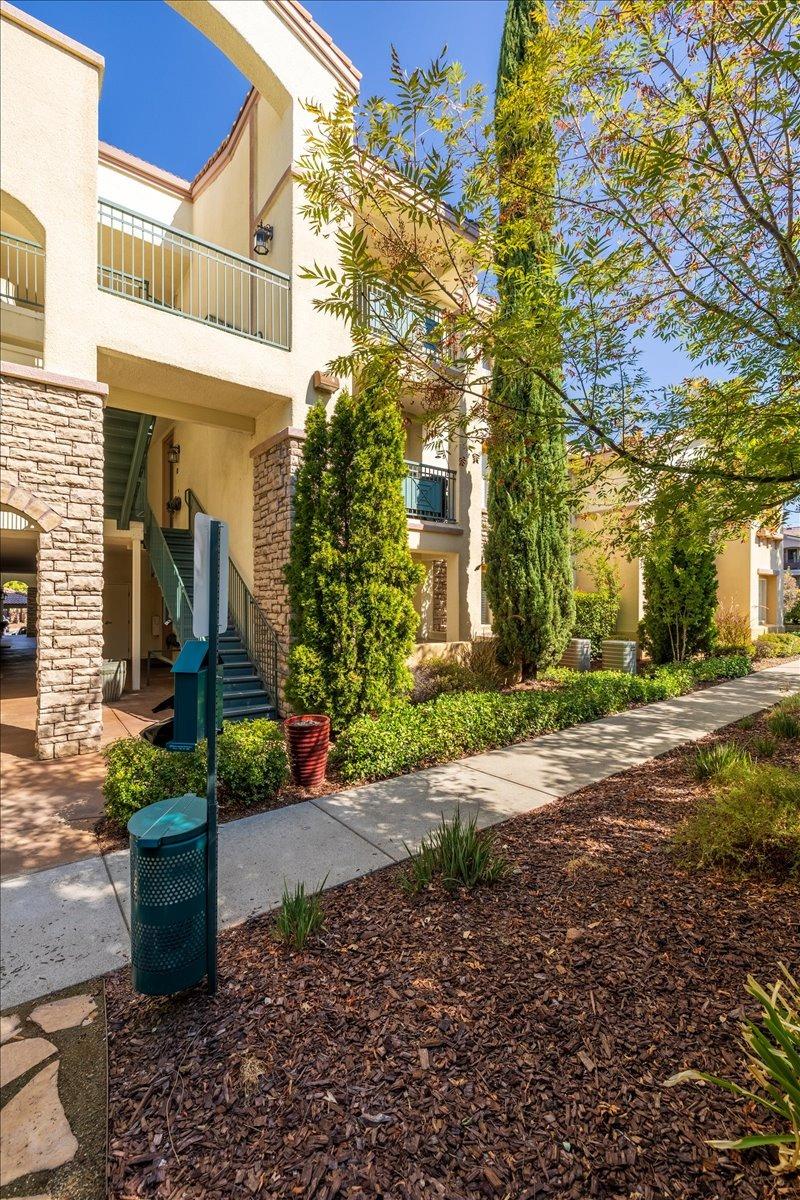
[{"left": 1, "top": 7, "right": 101, "bottom": 379}]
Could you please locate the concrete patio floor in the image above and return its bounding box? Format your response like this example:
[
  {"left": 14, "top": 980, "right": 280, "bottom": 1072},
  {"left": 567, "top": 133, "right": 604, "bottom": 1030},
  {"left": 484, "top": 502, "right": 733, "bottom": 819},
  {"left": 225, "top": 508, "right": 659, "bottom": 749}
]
[
  {"left": 1, "top": 657, "right": 797, "bottom": 1010},
  {"left": 0, "top": 636, "right": 172, "bottom": 878}
]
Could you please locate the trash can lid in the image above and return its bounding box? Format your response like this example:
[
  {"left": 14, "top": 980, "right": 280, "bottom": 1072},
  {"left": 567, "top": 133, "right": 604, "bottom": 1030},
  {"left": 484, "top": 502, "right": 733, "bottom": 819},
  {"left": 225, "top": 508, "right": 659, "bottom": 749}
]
[{"left": 128, "top": 793, "right": 207, "bottom": 848}]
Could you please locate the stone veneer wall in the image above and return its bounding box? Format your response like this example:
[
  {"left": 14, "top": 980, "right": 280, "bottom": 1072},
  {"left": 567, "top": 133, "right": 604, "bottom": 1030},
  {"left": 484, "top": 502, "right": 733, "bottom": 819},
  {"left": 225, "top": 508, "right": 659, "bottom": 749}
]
[
  {"left": 1, "top": 366, "right": 105, "bottom": 758},
  {"left": 251, "top": 428, "right": 306, "bottom": 698},
  {"left": 431, "top": 558, "right": 448, "bottom": 635}
]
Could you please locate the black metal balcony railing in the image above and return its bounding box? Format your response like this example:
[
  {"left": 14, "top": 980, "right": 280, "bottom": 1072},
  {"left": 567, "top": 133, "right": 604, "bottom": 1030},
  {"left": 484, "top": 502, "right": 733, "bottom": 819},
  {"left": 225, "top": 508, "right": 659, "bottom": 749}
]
[
  {"left": 97, "top": 200, "right": 291, "bottom": 350},
  {"left": 403, "top": 460, "right": 456, "bottom": 523}
]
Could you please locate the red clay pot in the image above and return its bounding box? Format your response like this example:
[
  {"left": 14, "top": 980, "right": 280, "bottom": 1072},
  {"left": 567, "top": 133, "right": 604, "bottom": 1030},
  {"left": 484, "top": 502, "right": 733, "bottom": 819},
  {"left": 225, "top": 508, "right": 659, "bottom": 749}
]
[{"left": 284, "top": 714, "right": 330, "bottom": 788}]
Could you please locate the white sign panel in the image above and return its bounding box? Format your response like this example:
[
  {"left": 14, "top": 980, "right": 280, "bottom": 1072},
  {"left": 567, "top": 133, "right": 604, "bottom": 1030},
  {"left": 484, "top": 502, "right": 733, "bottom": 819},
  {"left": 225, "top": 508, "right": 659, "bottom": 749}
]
[{"left": 192, "top": 514, "right": 229, "bottom": 639}]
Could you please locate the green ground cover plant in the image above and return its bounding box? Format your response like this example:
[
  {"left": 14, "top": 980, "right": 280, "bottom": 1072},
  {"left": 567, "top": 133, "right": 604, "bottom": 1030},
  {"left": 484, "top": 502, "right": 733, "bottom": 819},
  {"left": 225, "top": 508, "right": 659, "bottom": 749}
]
[
  {"left": 666, "top": 965, "right": 800, "bottom": 1175},
  {"left": 674, "top": 757, "right": 800, "bottom": 879},
  {"left": 333, "top": 655, "right": 752, "bottom": 784},
  {"left": 402, "top": 809, "right": 509, "bottom": 894},
  {"left": 103, "top": 719, "right": 288, "bottom": 828}
]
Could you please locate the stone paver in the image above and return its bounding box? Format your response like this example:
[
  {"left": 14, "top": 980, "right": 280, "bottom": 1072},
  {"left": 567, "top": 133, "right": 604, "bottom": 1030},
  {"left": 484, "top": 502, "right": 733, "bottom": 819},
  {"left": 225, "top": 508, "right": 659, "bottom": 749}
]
[
  {"left": 0, "top": 1061, "right": 77, "bottom": 1186},
  {"left": 1, "top": 1013, "right": 21, "bottom": 1042},
  {"left": 29, "top": 994, "right": 96, "bottom": 1032},
  {"left": 1, "top": 1036, "right": 57, "bottom": 1088},
  {"left": 1, "top": 660, "right": 797, "bottom": 1009}
]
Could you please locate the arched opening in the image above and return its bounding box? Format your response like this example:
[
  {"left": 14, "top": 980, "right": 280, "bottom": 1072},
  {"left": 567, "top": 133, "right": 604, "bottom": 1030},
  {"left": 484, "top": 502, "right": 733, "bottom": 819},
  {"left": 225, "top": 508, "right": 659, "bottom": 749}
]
[
  {"left": 0, "top": 501, "right": 42, "bottom": 760},
  {"left": 0, "top": 191, "right": 46, "bottom": 368}
]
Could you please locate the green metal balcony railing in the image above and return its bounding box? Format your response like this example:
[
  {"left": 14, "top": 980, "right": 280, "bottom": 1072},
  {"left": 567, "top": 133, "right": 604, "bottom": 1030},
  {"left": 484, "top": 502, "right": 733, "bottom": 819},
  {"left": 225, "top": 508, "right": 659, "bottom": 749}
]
[
  {"left": 185, "top": 489, "right": 283, "bottom": 711},
  {"left": 0, "top": 231, "right": 45, "bottom": 310},
  {"left": 355, "top": 280, "right": 446, "bottom": 360},
  {"left": 144, "top": 504, "right": 194, "bottom": 646},
  {"left": 97, "top": 200, "right": 291, "bottom": 350},
  {"left": 403, "top": 460, "right": 457, "bottom": 523}
]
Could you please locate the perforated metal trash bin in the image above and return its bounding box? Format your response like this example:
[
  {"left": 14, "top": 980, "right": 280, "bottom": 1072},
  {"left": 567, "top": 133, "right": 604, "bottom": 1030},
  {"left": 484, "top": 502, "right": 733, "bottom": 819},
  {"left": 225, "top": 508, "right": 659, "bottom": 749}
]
[{"left": 128, "top": 794, "right": 208, "bottom": 996}]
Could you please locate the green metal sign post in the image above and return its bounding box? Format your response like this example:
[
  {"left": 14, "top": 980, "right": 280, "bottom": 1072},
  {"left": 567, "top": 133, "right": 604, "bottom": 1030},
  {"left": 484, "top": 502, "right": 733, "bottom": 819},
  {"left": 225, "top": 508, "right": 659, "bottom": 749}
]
[{"left": 204, "top": 518, "right": 221, "bottom": 994}]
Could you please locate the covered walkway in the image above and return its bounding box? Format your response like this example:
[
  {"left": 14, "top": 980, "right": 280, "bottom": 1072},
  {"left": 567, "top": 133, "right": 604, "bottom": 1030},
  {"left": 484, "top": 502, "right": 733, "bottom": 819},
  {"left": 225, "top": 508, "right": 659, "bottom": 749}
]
[{"left": 0, "top": 635, "right": 171, "bottom": 877}]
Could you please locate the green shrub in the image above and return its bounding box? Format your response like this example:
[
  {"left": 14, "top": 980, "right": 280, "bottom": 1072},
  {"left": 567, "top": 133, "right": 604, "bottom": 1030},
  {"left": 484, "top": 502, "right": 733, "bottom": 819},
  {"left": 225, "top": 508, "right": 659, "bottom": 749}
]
[
  {"left": 402, "top": 809, "right": 509, "bottom": 893},
  {"left": 673, "top": 762, "right": 800, "bottom": 877},
  {"left": 713, "top": 602, "right": 754, "bottom": 656},
  {"left": 754, "top": 631, "right": 800, "bottom": 660},
  {"left": 103, "top": 738, "right": 203, "bottom": 828},
  {"left": 640, "top": 503, "right": 719, "bottom": 665},
  {"left": 103, "top": 719, "right": 288, "bottom": 828},
  {"left": 694, "top": 743, "right": 751, "bottom": 782},
  {"left": 666, "top": 966, "right": 800, "bottom": 1175},
  {"left": 767, "top": 709, "right": 800, "bottom": 739},
  {"left": 275, "top": 878, "right": 326, "bottom": 950},
  {"left": 333, "top": 656, "right": 752, "bottom": 783},
  {"left": 215, "top": 719, "right": 288, "bottom": 806},
  {"left": 573, "top": 589, "right": 620, "bottom": 656},
  {"left": 411, "top": 641, "right": 512, "bottom": 704}
]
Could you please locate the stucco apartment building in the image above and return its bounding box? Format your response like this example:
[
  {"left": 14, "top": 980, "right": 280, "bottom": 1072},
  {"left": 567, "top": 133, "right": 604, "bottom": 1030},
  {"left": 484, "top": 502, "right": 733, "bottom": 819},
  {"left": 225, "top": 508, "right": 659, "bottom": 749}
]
[{"left": 0, "top": 0, "right": 489, "bottom": 759}]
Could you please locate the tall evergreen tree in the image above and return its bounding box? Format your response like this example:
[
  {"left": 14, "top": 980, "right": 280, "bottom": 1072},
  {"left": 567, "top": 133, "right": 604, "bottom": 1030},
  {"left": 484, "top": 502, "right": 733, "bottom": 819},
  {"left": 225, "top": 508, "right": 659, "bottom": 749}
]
[
  {"left": 285, "top": 362, "right": 424, "bottom": 727},
  {"left": 640, "top": 502, "right": 719, "bottom": 665},
  {"left": 484, "top": 0, "right": 574, "bottom": 678}
]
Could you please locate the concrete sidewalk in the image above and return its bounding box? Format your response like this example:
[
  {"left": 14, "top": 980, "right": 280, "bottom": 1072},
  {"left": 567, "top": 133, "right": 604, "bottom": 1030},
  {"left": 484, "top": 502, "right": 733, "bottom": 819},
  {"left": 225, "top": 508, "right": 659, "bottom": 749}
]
[{"left": 2, "top": 660, "right": 797, "bottom": 1009}]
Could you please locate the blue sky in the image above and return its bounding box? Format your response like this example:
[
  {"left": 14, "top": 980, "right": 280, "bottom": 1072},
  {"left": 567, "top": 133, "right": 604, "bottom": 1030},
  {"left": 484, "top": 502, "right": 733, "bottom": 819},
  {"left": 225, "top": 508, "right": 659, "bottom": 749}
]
[
  {"left": 13, "top": 1, "right": 504, "bottom": 180},
  {"left": 12, "top": 1, "right": 798, "bottom": 516}
]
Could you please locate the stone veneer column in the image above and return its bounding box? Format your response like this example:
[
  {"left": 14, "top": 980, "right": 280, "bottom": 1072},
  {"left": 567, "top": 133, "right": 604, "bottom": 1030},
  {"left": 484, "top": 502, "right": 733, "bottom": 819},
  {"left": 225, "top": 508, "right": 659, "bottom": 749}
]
[
  {"left": 251, "top": 427, "right": 306, "bottom": 696},
  {"left": 1, "top": 364, "right": 106, "bottom": 759}
]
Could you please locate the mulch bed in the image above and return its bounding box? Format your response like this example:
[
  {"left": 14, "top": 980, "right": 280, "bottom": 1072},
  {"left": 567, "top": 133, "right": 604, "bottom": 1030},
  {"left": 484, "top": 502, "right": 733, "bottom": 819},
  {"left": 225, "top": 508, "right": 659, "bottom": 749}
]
[{"left": 105, "top": 707, "right": 799, "bottom": 1199}]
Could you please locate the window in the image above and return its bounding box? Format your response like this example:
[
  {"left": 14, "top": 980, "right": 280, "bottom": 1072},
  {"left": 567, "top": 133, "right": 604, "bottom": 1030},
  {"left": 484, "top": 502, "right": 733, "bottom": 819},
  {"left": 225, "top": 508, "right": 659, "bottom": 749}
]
[
  {"left": 481, "top": 571, "right": 492, "bottom": 627},
  {"left": 758, "top": 576, "right": 769, "bottom": 625}
]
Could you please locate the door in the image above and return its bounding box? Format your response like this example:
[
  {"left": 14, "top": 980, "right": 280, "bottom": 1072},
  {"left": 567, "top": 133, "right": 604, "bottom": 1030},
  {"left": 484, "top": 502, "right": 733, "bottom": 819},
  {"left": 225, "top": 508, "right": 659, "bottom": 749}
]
[{"left": 103, "top": 582, "right": 131, "bottom": 661}]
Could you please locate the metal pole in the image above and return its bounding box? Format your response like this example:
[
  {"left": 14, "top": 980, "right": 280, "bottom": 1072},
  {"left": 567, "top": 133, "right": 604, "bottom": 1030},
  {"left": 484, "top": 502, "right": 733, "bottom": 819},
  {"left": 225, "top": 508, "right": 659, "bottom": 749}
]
[{"left": 205, "top": 519, "right": 220, "bottom": 993}]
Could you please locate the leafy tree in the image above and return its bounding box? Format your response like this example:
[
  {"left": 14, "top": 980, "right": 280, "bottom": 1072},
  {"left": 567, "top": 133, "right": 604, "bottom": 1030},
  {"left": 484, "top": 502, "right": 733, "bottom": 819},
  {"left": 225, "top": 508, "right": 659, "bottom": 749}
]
[
  {"left": 640, "top": 503, "right": 718, "bottom": 664},
  {"left": 285, "top": 363, "right": 424, "bottom": 727},
  {"left": 296, "top": 1, "right": 800, "bottom": 541},
  {"left": 484, "top": 0, "right": 574, "bottom": 678}
]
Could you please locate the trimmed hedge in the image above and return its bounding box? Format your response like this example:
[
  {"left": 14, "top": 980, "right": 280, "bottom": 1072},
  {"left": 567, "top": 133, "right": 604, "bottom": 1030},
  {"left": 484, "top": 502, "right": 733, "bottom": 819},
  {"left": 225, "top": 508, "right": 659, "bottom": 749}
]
[
  {"left": 573, "top": 590, "right": 620, "bottom": 656},
  {"left": 753, "top": 631, "right": 800, "bottom": 660},
  {"left": 332, "top": 654, "right": 752, "bottom": 783},
  {"left": 103, "top": 718, "right": 288, "bottom": 829}
]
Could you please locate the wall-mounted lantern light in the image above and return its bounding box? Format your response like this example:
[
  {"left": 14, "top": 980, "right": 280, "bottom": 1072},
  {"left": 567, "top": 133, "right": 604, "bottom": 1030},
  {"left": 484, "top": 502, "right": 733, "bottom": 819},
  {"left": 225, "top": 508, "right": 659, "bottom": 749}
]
[
  {"left": 167, "top": 444, "right": 181, "bottom": 465},
  {"left": 253, "top": 222, "right": 274, "bottom": 256}
]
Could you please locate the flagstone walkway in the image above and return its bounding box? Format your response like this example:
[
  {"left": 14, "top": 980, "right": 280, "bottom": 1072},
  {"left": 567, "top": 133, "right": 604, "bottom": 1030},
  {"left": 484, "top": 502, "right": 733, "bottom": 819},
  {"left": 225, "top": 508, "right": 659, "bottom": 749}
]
[{"left": 1, "top": 659, "right": 797, "bottom": 1011}]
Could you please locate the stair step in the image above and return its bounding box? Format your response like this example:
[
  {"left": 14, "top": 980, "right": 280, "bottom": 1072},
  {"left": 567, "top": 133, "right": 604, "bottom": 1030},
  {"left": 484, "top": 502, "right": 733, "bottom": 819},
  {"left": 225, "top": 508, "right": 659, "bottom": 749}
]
[
  {"left": 223, "top": 689, "right": 271, "bottom": 706},
  {"left": 223, "top": 678, "right": 263, "bottom": 693},
  {"left": 223, "top": 703, "right": 276, "bottom": 722}
]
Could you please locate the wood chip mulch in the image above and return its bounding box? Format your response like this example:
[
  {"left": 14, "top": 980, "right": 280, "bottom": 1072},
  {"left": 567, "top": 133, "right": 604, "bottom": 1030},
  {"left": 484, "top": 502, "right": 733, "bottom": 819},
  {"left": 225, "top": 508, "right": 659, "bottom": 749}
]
[{"left": 105, "top": 709, "right": 799, "bottom": 1200}]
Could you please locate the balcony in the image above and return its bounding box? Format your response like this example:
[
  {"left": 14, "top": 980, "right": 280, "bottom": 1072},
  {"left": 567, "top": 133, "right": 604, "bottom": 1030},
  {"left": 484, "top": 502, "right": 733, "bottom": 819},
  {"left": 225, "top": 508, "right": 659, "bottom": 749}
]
[
  {"left": 0, "top": 231, "right": 44, "bottom": 368},
  {"left": 356, "top": 281, "right": 449, "bottom": 363},
  {"left": 97, "top": 200, "right": 291, "bottom": 350},
  {"left": 403, "top": 460, "right": 456, "bottom": 524}
]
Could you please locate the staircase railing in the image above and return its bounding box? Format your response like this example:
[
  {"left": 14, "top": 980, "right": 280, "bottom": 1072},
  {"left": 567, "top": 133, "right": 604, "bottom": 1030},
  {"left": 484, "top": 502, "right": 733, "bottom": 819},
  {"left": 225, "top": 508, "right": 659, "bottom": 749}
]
[
  {"left": 184, "top": 488, "right": 284, "bottom": 713},
  {"left": 143, "top": 504, "right": 194, "bottom": 645}
]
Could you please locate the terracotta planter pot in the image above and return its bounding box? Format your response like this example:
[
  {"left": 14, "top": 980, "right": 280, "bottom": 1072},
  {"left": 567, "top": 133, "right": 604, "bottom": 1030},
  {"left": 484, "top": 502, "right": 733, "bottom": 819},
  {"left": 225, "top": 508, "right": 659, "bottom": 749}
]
[{"left": 284, "top": 714, "right": 330, "bottom": 787}]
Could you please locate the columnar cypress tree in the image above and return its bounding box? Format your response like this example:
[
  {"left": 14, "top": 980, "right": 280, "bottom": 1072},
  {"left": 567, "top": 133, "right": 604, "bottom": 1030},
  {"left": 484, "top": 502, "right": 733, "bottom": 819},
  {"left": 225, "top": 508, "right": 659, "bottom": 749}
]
[
  {"left": 285, "top": 362, "right": 424, "bottom": 727},
  {"left": 484, "top": 0, "right": 574, "bottom": 678}
]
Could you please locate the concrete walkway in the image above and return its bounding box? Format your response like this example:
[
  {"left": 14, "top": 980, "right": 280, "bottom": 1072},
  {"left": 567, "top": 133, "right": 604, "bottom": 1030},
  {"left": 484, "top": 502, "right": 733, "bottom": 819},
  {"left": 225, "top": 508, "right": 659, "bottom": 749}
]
[{"left": 2, "top": 660, "right": 797, "bottom": 1009}]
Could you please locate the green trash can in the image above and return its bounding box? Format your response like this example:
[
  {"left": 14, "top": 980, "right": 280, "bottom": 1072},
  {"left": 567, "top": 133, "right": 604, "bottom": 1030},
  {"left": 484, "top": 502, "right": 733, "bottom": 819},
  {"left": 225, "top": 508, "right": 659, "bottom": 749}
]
[{"left": 128, "top": 794, "right": 208, "bottom": 995}]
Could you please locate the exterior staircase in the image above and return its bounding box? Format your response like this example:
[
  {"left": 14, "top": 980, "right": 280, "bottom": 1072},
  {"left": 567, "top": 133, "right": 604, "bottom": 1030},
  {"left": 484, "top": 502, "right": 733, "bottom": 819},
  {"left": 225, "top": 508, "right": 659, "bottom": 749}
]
[{"left": 161, "top": 527, "right": 277, "bottom": 723}]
